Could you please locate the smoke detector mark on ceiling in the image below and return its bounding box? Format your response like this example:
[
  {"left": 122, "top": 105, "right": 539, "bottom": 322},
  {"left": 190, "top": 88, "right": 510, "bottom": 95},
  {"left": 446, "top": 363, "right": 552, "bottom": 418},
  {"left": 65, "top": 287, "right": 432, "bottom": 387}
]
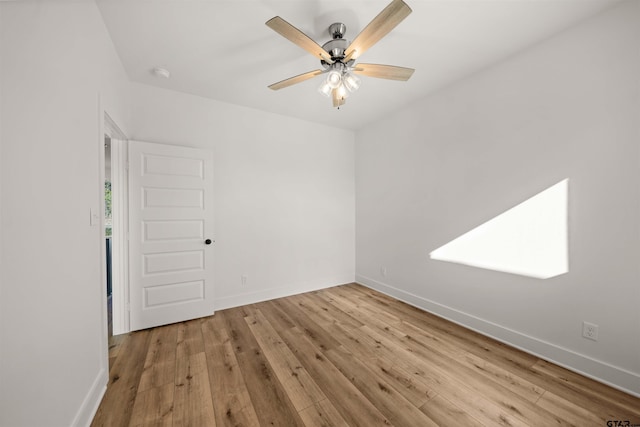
[{"left": 152, "top": 67, "right": 171, "bottom": 79}]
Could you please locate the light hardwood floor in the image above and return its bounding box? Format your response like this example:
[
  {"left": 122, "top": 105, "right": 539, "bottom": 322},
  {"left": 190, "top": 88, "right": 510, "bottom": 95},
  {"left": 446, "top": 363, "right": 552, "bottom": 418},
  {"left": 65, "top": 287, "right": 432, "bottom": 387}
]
[{"left": 92, "top": 283, "right": 640, "bottom": 426}]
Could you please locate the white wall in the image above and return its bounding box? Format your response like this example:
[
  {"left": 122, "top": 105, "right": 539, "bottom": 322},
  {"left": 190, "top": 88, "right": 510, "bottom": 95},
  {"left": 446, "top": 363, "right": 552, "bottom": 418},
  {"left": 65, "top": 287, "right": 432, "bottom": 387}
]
[
  {"left": 0, "top": 1, "right": 130, "bottom": 426},
  {"left": 0, "top": 4, "right": 4, "bottom": 408},
  {"left": 1, "top": 1, "right": 353, "bottom": 423},
  {"left": 355, "top": 0, "right": 640, "bottom": 395},
  {"left": 129, "top": 83, "right": 355, "bottom": 310}
]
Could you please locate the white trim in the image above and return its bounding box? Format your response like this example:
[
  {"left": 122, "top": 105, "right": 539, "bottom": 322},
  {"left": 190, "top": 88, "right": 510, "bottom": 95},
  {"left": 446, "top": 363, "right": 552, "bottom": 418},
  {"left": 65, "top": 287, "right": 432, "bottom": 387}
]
[
  {"left": 104, "top": 113, "right": 126, "bottom": 141},
  {"left": 86, "top": 104, "right": 119, "bottom": 427},
  {"left": 97, "top": 103, "right": 109, "bottom": 392},
  {"left": 356, "top": 274, "right": 640, "bottom": 398},
  {"left": 214, "top": 278, "right": 352, "bottom": 311},
  {"left": 103, "top": 113, "right": 129, "bottom": 335},
  {"left": 109, "top": 138, "right": 129, "bottom": 334},
  {"left": 70, "top": 368, "right": 108, "bottom": 427}
]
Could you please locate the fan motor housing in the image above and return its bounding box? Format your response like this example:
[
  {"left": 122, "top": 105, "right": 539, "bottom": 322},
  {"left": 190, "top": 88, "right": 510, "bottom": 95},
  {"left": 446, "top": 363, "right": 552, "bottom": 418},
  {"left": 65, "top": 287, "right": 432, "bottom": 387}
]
[
  {"left": 322, "top": 38, "right": 348, "bottom": 61},
  {"left": 321, "top": 22, "right": 354, "bottom": 68}
]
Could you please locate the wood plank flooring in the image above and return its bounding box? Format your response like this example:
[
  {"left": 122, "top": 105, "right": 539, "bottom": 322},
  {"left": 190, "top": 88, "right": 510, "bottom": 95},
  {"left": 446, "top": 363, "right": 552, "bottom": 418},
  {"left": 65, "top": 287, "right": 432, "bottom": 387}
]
[{"left": 92, "top": 283, "right": 640, "bottom": 426}]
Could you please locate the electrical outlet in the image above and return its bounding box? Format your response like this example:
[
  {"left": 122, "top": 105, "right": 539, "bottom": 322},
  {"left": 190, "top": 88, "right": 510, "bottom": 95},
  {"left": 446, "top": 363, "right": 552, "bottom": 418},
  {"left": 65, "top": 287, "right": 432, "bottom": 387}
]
[
  {"left": 582, "top": 321, "right": 599, "bottom": 341},
  {"left": 241, "top": 275, "right": 247, "bottom": 286},
  {"left": 380, "top": 267, "right": 387, "bottom": 277}
]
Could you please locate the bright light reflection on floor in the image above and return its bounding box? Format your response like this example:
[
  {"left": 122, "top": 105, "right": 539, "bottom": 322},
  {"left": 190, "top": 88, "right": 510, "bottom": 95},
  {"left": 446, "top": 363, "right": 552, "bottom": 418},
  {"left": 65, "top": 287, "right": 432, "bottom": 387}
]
[{"left": 430, "top": 179, "right": 568, "bottom": 279}]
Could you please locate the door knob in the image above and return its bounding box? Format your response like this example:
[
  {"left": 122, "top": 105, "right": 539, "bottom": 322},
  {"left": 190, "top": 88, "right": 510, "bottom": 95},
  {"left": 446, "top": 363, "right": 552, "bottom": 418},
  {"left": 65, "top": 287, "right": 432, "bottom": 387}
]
[{"left": 205, "top": 239, "right": 213, "bottom": 245}]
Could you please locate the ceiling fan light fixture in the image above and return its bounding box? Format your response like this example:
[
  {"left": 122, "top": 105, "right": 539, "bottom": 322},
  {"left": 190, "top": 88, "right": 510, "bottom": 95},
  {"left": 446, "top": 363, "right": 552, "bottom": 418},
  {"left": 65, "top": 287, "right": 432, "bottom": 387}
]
[
  {"left": 265, "top": 0, "right": 414, "bottom": 108},
  {"left": 318, "top": 81, "right": 332, "bottom": 97},
  {"left": 343, "top": 72, "right": 361, "bottom": 92},
  {"left": 336, "top": 83, "right": 349, "bottom": 100},
  {"left": 326, "top": 69, "right": 342, "bottom": 89}
]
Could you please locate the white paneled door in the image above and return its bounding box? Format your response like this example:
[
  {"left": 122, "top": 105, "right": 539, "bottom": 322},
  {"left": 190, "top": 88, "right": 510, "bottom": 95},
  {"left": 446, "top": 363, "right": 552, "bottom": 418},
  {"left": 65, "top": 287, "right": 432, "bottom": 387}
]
[{"left": 128, "top": 140, "right": 214, "bottom": 331}]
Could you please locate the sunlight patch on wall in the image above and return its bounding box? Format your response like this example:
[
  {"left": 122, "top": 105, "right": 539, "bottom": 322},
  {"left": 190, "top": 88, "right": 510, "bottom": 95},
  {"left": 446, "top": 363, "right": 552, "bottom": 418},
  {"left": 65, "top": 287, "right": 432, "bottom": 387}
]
[{"left": 430, "top": 179, "right": 568, "bottom": 279}]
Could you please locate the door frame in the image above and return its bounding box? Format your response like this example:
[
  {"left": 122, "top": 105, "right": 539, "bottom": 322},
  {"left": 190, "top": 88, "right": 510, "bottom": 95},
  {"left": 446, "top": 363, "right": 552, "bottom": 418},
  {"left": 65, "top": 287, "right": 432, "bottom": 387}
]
[{"left": 103, "top": 113, "right": 130, "bottom": 335}]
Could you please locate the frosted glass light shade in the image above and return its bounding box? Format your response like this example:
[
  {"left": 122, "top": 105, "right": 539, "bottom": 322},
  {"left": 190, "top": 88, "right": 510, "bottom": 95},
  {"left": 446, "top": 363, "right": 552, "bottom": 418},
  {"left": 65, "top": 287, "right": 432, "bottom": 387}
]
[
  {"left": 336, "top": 83, "right": 348, "bottom": 99},
  {"left": 318, "top": 81, "right": 332, "bottom": 97},
  {"left": 326, "top": 70, "right": 342, "bottom": 89},
  {"left": 343, "top": 72, "right": 361, "bottom": 92}
]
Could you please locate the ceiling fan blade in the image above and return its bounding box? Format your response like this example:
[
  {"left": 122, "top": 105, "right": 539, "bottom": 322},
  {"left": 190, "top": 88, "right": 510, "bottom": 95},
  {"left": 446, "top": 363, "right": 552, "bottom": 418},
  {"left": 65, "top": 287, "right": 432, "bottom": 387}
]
[
  {"left": 268, "top": 70, "right": 324, "bottom": 90},
  {"left": 332, "top": 88, "right": 346, "bottom": 108},
  {"left": 343, "top": 0, "right": 412, "bottom": 62},
  {"left": 353, "top": 63, "right": 414, "bottom": 81},
  {"left": 266, "top": 16, "right": 334, "bottom": 64}
]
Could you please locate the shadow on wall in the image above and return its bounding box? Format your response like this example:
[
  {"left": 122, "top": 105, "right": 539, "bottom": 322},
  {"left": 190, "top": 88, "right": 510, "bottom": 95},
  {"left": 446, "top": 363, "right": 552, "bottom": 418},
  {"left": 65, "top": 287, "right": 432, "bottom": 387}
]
[{"left": 430, "top": 179, "right": 569, "bottom": 279}]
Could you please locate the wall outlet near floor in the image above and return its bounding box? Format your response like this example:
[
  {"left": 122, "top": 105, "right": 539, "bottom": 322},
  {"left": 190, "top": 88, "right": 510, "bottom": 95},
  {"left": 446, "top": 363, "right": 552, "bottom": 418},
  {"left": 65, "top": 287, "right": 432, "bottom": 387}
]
[
  {"left": 241, "top": 275, "right": 248, "bottom": 286},
  {"left": 582, "top": 321, "right": 599, "bottom": 341},
  {"left": 380, "top": 267, "right": 387, "bottom": 277}
]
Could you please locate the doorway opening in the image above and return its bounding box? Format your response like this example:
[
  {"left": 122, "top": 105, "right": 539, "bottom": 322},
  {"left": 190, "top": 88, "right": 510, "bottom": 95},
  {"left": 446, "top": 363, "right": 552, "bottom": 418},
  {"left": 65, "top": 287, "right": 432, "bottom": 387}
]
[
  {"left": 103, "top": 114, "right": 129, "bottom": 343},
  {"left": 105, "top": 136, "right": 113, "bottom": 337}
]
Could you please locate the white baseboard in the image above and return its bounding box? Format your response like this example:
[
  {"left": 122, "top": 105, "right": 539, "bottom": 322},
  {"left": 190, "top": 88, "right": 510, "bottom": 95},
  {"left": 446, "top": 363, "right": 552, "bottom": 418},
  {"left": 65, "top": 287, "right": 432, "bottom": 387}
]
[
  {"left": 71, "top": 367, "right": 108, "bottom": 427},
  {"left": 214, "top": 277, "right": 354, "bottom": 311},
  {"left": 356, "top": 274, "right": 640, "bottom": 398}
]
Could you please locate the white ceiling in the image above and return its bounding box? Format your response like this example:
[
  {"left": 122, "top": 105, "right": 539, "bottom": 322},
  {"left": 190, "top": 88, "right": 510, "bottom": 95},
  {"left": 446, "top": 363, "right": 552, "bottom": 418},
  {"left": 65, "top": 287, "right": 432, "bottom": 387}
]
[{"left": 96, "top": 0, "right": 621, "bottom": 131}]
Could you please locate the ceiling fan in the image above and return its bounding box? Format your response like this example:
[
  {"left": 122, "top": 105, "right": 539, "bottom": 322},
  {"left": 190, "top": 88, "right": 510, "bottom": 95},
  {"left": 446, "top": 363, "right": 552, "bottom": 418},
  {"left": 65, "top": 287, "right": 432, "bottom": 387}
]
[{"left": 266, "top": 0, "right": 415, "bottom": 108}]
